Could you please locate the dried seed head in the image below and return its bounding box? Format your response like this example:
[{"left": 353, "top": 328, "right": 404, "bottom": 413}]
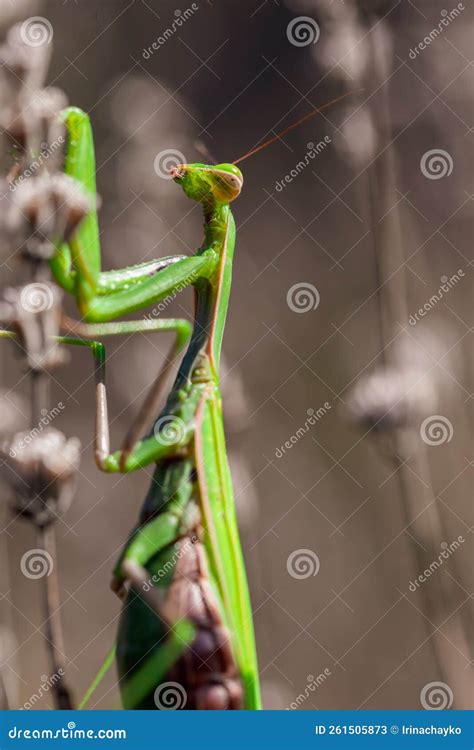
[
  {"left": 23, "top": 88, "right": 68, "bottom": 165},
  {"left": 0, "top": 282, "right": 67, "bottom": 372},
  {"left": 0, "top": 41, "right": 29, "bottom": 137},
  {"left": 6, "top": 22, "right": 52, "bottom": 91},
  {"left": 1, "top": 427, "right": 81, "bottom": 527},
  {"left": 0, "top": 22, "right": 57, "bottom": 161},
  {"left": 8, "top": 173, "right": 93, "bottom": 259},
  {"left": 346, "top": 366, "right": 437, "bottom": 431}
]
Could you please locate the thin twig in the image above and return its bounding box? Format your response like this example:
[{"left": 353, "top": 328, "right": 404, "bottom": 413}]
[{"left": 36, "top": 525, "right": 74, "bottom": 709}]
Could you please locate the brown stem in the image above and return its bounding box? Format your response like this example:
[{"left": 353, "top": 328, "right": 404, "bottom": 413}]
[{"left": 37, "top": 525, "right": 74, "bottom": 709}]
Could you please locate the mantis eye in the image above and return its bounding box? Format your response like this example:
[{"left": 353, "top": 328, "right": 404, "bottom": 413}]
[{"left": 212, "top": 169, "right": 243, "bottom": 201}]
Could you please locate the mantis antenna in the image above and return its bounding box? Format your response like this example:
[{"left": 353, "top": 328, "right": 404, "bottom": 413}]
[{"left": 233, "top": 89, "right": 364, "bottom": 165}]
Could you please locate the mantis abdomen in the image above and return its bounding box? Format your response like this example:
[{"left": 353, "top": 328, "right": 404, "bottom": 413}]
[{"left": 116, "top": 455, "right": 243, "bottom": 710}]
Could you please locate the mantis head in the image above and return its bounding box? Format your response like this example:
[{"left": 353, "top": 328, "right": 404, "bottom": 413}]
[{"left": 171, "top": 163, "right": 243, "bottom": 204}]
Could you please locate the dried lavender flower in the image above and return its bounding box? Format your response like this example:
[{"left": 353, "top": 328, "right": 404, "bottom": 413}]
[
  {"left": 8, "top": 173, "right": 92, "bottom": 259},
  {"left": 22, "top": 87, "right": 68, "bottom": 166},
  {"left": 346, "top": 365, "right": 437, "bottom": 431},
  {"left": 6, "top": 21, "right": 52, "bottom": 92},
  {"left": 1, "top": 427, "right": 81, "bottom": 527},
  {"left": 0, "top": 282, "right": 67, "bottom": 371}
]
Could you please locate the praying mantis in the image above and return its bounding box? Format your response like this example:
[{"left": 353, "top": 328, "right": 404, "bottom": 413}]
[
  {"left": 51, "top": 106, "right": 262, "bottom": 710},
  {"left": 2, "top": 90, "right": 356, "bottom": 710}
]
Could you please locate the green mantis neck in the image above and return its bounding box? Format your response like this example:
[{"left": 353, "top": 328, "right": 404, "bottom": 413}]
[{"left": 177, "top": 201, "right": 235, "bottom": 388}]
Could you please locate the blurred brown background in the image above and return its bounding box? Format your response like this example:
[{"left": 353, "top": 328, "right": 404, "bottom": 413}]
[{"left": 0, "top": 0, "right": 472, "bottom": 710}]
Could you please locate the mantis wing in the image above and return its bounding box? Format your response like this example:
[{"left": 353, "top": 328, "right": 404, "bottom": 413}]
[{"left": 195, "top": 393, "right": 261, "bottom": 709}]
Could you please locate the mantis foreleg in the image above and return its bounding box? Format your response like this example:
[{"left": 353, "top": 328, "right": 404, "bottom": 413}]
[{"left": 52, "top": 107, "right": 219, "bottom": 322}]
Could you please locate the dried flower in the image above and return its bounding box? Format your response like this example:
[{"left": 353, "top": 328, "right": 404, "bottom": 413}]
[
  {"left": 1, "top": 427, "right": 81, "bottom": 527},
  {"left": 0, "top": 282, "right": 67, "bottom": 371},
  {"left": 22, "top": 88, "right": 68, "bottom": 166},
  {"left": 346, "top": 365, "right": 437, "bottom": 431},
  {"left": 7, "top": 173, "right": 92, "bottom": 259}
]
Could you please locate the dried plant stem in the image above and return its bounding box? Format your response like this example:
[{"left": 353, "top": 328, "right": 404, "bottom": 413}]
[
  {"left": 0, "top": 669, "right": 10, "bottom": 709},
  {"left": 362, "top": 11, "right": 473, "bottom": 706},
  {"left": 29, "top": 268, "right": 73, "bottom": 709},
  {"left": 36, "top": 524, "right": 74, "bottom": 709}
]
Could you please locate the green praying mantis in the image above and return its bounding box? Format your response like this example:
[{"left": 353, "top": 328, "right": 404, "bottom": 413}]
[
  {"left": 53, "top": 106, "right": 262, "bottom": 710},
  {"left": 2, "top": 90, "right": 356, "bottom": 710}
]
